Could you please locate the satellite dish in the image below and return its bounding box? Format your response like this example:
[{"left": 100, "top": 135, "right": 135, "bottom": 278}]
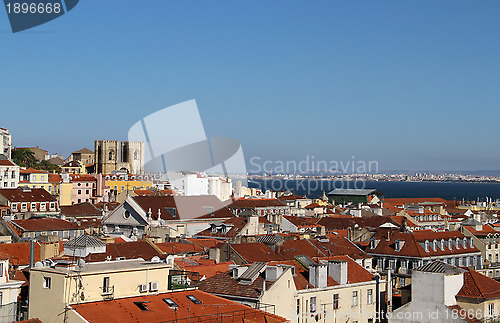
[
  {"left": 34, "top": 261, "right": 44, "bottom": 268},
  {"left": 77, "top": 259, "right": 86, "bottom": 268},
  {"left": 151, "top": 256, "right": 161, "bottom": 263}
]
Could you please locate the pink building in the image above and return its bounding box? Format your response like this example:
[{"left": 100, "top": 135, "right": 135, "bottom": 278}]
[{"left": 69, "top": 174, "right": 96, "bottom": 205}]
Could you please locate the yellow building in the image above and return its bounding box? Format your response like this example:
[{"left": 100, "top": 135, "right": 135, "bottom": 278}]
[
  {"left": 29, "top": 258, "right": 177, "bottom": 323},
  {"left": 104, "top": 174, "right": 153, "bottom": 194}
]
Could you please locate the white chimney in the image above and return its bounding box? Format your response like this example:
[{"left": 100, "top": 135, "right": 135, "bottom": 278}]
[
  {"left": 265, "top": 266, "right": 283, "bottom": 281},
  {"left": 309, "top": 264, "right": 328, "bottom": 288},
  {"left": 328, "top": 260, "right": 348, "bottom": 285}
]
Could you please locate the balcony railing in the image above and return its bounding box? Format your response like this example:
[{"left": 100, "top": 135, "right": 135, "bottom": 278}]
[{"left": 100, "top": 286, "right": 114, "bottom": 300}]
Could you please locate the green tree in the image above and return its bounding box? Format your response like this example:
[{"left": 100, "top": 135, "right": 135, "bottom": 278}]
[{"left": 12, "top": 148, "right": 37, "bottom": 168}]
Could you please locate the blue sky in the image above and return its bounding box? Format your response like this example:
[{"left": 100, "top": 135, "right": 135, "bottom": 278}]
[{"left": 1, "top": 0, "right": 500, "bottom": 171}]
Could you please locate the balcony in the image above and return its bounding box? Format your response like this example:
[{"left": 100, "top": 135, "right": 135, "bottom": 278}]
[{"left": 100, "top": 286, "right": 114, "bottom": 300}]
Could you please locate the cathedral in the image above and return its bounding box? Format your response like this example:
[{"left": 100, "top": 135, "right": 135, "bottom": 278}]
[{"left": 94, "top": 140, "right": 144, "bottom": 174}]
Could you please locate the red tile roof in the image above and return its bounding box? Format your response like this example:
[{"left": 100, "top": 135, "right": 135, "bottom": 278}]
[
  {"left": 19, "top": 168, "right": 48, "bottom": 174},
  {"left": 60, "top": 202, "right": 101, "bottom": 217},
  {"left": 71, "top": 289, "right": 287, "bottom": 323},
  {"left": 155, "top": 242, "right": 204, "bottom": 254},
  {"left": 133, "top": 196, "right": 234, "bottom": 220},
  {"left": 367, "top": 230, "right": 480, "bottom": 258},
  {"left": 230, "top": 243, "right": 285, "bottom": 263},
  {"left": 84, "top": 240, "right": 165, "bottom": 262},
  {"left": 185, "top": 238, "right": 220, "bottom": 250},
  {"left": 11, "top": 218, "right": 79, "bottom": 232},
  {"left": 0, "top": 188, "right": 57, "bottom": 203},
  {"left": 0, "top": 160, "right": 17, "bottom": 167},
  {"left": 0, "top": 242, "right": 42, "bottom": 266},
  {"left": 457, "top": 267, "right": 500, "bottom": 300},
  {"left": 227, "top": 198, "right": 287, "bottom": 208}
]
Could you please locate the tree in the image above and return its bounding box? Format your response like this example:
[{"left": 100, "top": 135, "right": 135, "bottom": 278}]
[{"left": 12, "top": 148, "right": 37, "bottom": 168}]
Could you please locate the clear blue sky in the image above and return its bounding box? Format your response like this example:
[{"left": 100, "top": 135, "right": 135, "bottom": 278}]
[{"left": 1, "top": 0, "right": 500, "bottom": 171}]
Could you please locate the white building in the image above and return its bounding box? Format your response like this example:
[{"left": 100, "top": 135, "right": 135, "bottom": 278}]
[
  {"left": 0, "top": 128, "right": 11, "bottom": 159},
  {"left": 0, "top": 160, "right": 19, "bottom": 189},
  {"left": 389, "top": 261, "right": 468, "bottom": 323},
  {"left": 0, "top": 258, "right": 24, "bottom": 322}
]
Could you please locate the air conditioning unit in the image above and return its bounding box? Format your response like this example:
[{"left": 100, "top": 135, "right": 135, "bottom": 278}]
[
  {"left": 139, "top": 284, "right": 148, "bottom": 293},
  {"left": 149, "top": 281, "right": 159, "bottom": 292}
]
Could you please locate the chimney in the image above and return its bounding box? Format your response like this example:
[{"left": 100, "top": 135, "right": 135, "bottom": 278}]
[
  {"left": 157, "top": 209, "right": 161, "bottom": 220},
  {"left": 265, "top": 266, "right": 283, "bottom": 281},
  {"left": 29, "top": 240, "right": 35, "bottom": 268},
  {"left": 231, "top": 266, "right": 247, "bottom": 279},
  {"left": 309, "top": 263, "right": 327, "bottom": 288},
  {"left": 328, "top": 260, "right": 348, "bottom": 285}
]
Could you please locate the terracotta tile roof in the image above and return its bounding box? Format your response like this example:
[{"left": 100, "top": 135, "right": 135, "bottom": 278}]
[
  {"left": 457, "top": 267, "right": 500, "bottom": 300},
  {"left": 69, "top": 174, "right": 96, "bottom": 182},
  {"left": 276, "top": 239, "right": 326, "bottom": 259},
  {"left": 175, "top": 258, "right": 233, "bottom": 279},
  {"left": 71, "top": 289, "right": 287, "bottom": 323},
  {"left": 133, "top": 196, "right": 234, "bottom": 220},
  {"left": 0, "top": 188, "right": 57, "bottom": 203},
  {"left": 367, "top": 230, "right": 480, "bottom": 258},
  {"left": 309, "top": 237, "right": 370, "bottom": 259},
  {"left": 155, "top": 242, "right": 204, "bottom": 254},
  {"left": 322, "top": 255, "right": 375, "bottom": 284},
  {"left": 318, "top": 215, "right": 399, "bottom": 231},
  {"left": 195, "top": 217, "right": 250, "bottom": 238},
  {"left": 11, "top": 218, "right": 79, "bottom": 232},
  {"left": 185, "top": 238, "right": 220, "bottom": 250},
  {"left": 199, "top": 270, "right": 273, "bottom": 299},
  {"left": 284, "top": 216, "right": 322, "bottom": 228},
  {"left": 84, "top": 240, "right": 165, "bottom": 262},
  {"left": 0, "top": 160, "right": 17, "bottom": 166},
  {"left": 227, "top": 198, "right": 287, "bottom": 208},
  {"left": 230, "top": 243, "right": 285, "bottom": 263},
  {"left": 277, "top": 194, "right": 307, "bottom": 201},
  {"left": 48, "top": 173, "right": 62, "bottom": 183},
  {"left": 60, "top": 202, "right": 101, "bottom": 217},
  {"left": 0, "top": 242, "right": 42, "bottom": 266},
  {"left": 305, "top": 203, "right": 324, "bottom": 209},
  {"left": 94, "top": 201, "right": 119, "bottom": 212},
  {"left": 19, "top": 168, "right": 48, "bottom": 174}
]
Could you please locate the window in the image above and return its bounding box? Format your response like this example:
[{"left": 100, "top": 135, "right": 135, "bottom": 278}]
[
  {"left": 489, "top": 303, "right": 495, "bottom": 317},
  {"left": 0, "top": 263, "right": 3, "bottom": 277},
  {"left": 134, "top": 301, "right": 150, "bottom": 311},
  {"left": 353, "top": 291, "right": 358, "bottom": 307},
  {"left": 333, "top": 294, "right": 339, "bottom": 310},
  {"left": 296, "top": 299, "right": 300, "bottom": 314},
  {"left": 86, "top": 190, "right": 89, "bottom": 194},
  {"left": 50, "top": 202, "right": 55, "bottom": 209},
  {"left": 43, "top": 277, "right": 51, "bottom": 289},
  {"left": 310, "top": 297, "right": 316, "bottom": 313},
  {"left": 102, "top": 277, "right": 110, "bottom": 293},
  {"left": 163, "top": 298, "right": 178, "bottom": 308},
  {"left": 367, "top": 289, "right": 373, "bottom": 304}
]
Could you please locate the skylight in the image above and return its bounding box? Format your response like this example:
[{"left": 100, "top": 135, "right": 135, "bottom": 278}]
[
  {"left": 163, "top": 298, "right": 179, "bottom": 308},
  {"left": 186, "top": 295, "right": 202, "bottom": 304},
  {"left": 134, "top": 301, "right": 150, "bottom": 311}
]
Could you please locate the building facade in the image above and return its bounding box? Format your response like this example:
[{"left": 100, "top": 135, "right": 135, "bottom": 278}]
[{"left": 95, "top": 140, "right": 144, "bottom": 175}]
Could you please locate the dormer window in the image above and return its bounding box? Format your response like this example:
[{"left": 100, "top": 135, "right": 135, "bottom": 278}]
[
  {"left": 395, "top": 239, "right": 404, "bottom": 252},
  {"left": 456, "top": 238, "right": 461, "bottom": 249},
  {"left": 425, "top": 240, "right": 429, "bottom": 252},
  {"left": 448, "top": 238, "right": 453, "bottom": 250},
  {"left": 440, "top": 239, "right": 445, "bottom": 251},
  {"left": 370, "top": 239, "right": 376, "bottom": 249},
  {"left": 432, "top": 240, "right": 437, "bottom": 251},
  {"left": 463, "top": 238, "right": 468, "bottom": 248},
  {"left": 469, "top": 238, "right": 474, "bottom": 248}
]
